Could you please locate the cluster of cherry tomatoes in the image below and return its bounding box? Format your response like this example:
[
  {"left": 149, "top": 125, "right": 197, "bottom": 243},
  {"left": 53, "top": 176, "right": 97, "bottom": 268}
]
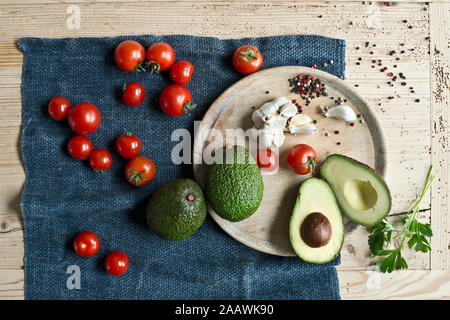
[
  {"left": 257, "top": 144, "right": 318, "bottom": 175},
  {"left": 51, "top": 41, "right": 266, "bottom": 277},
  {"left": 115, "top": 40, "right": 195, "bottom": 116},
  {"left": 73, "top": 231, "right": 129, "bottom": 277},
  {"left": 48, "top": 96, "right": 156, "bottom": 187}
]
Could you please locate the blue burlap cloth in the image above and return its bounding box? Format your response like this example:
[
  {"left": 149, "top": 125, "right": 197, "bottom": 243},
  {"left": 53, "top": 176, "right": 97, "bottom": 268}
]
[{"left": 18, "top": 34, "right": 346, "bottom": 300}]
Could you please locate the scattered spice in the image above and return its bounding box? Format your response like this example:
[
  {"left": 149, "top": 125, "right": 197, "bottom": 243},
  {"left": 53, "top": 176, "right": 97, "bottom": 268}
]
[
  {"left": 415, "top": 99, "right": 420, "bottom": 103},
  {"left": 337, "top": 142, "right": 341, "bottom": 145},
  {"left": 349, "top": 122, "right": 355, "bottom": 127},
  {"left": 334, "top": 130, "right": 340, "bottom": 134}
]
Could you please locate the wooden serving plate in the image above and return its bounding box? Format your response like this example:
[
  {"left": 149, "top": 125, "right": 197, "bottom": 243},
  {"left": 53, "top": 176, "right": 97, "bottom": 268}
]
[{"left": 193, "top": 66, "right": 387, "bottom": 256}]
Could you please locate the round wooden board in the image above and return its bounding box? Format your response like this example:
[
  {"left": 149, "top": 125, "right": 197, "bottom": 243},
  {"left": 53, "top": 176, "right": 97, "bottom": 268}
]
[{"left": 193, "top": 66, "right": 387, "bottom": 257}]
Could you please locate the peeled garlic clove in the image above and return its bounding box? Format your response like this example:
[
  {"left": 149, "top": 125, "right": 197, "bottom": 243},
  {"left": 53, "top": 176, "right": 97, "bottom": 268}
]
[
  {"left": 280, "top": 102, "right": 297, "bottom": 118},
  {"left": 289, "top": 114, "right": 313, "bottom": 127},
  {"left": 289, "top": 124, "right": 318, "bottom": 135},
  {"left": 322, "top": 104, "right": 357, "bottom": 122},
  {"left": 273, "top": 130, "right": 286, "bottom": 147}
]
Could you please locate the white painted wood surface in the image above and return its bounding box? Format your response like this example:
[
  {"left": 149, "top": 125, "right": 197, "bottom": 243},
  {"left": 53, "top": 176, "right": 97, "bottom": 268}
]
[{"left": 0, "top": 1, "right": 448, "bottom": 299}]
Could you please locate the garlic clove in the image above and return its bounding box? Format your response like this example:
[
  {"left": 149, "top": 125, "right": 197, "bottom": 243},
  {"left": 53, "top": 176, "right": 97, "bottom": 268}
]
[
  {"left": 321, "top": 104, "right": 357, "bottom": 122},
  {"left": 271, "top": 115, "right": 289, "bottom": 130},
  {"left": 259, "top": 97, "right": 289, "bottom": 116},
  {"left": 289, "top": 114, "right": 313, "bottom": 127},
  {"left": 289, "top": 124, "right": 318, "bottom": 135},
  {"left": 273, "top": 130, "right": 286, "bottom": 147},
  {"left": 280, "top": 102, "right": 298, "bottom": 118}
]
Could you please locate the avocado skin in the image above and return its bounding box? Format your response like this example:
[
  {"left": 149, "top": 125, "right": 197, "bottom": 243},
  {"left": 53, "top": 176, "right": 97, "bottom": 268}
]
[
  {"left": 320, "top": 154, "right": 392, "bottom": 226},
  {"left": 206, "top": 145, "right": 264, "bottom": 222},
  {"left": 289, "top": 178, "right": 344, "bottom": 264},
  {"left": 146, "top": 179, "right": 206, "bottom": 241}
]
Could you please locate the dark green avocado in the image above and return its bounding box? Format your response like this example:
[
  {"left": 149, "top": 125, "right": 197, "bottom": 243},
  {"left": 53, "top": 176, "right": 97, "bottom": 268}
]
[
  {"left": 205, "top": 145, "right": 263, "bottom": 222},
  {"left": 146, "top": 178, "right": 206, "bottom": 241}
]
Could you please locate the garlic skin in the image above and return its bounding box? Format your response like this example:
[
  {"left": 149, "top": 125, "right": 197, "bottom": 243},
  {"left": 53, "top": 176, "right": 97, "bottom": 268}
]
[{"left": 321, "top": 105, "right": 357, "bottom": 122}]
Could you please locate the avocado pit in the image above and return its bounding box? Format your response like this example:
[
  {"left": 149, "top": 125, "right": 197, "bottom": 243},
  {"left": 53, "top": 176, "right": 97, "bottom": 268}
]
[{"left": 300, "top": 212, "right": 332, "bottom": 248}]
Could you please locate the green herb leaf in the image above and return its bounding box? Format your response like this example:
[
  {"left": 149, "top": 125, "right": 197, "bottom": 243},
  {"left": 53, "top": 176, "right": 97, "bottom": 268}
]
[{"left": 368, "top": 165, "right": 435, "bottom": 273}]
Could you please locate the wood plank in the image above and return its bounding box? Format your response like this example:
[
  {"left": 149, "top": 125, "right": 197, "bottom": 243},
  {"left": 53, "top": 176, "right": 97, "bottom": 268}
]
[
  {"left": 429, "top": 2, "right": 450, "bottom": 270},
  {"left": 0, "top": 0, "right": 447, "bottom": 4},
  {"left": 339, "top": 270, "right": 450, "bottom": 299},
  {"left": 0, "top": 268, "right": 24, "bottom": 300}
]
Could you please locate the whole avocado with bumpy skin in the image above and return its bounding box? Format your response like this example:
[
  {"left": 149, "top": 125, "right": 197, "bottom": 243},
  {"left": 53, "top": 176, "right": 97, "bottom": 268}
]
[
  {"left": 206, "top": 145, "right": 264, "bottom": 222},
  {"left": 146, "top": 179, "right": 206, "bottom": 241}
]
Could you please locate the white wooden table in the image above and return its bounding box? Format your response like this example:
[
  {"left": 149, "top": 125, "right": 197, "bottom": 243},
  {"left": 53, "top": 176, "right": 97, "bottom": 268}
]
[{"left": 0, "top": 0, "right": 449, "bottom": 299}]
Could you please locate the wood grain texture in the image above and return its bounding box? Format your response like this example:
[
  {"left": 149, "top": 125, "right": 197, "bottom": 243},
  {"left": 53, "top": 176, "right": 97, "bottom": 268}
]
[
  {"left": 193, "top": 66, "right": 387, "bottom": 257},
  {"left": 429, "top": 2, "right": 450, "bottom": 271},
  {"left": 0, "top": 1, "right": 448, "bottom": 299}
]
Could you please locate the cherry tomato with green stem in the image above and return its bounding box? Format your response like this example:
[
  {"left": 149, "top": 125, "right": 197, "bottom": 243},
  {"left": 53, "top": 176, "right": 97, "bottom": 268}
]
[
  {"left": 116, "top": 132, "right": 142, "bottom": 159},
  {"left": 232, "top": 45, "right": 263, "bottom": 75},
  {"left": 256, "top": 148, "right": 278, "bottom": 172},
  {"left": 170, "top": 60, "right": 194, "bottom": 85},
  {"left": 67, "top": 103, "right": 101, "bottom": 135},
  {"left": 146, "top": 42, "right": 175, "bottom": 73},
  {"left": 105, "top": 251, "right": 129, "bottom": 276},
  {"left": 159, "top": 84, "right": 196, "bottom": 117},
  {"left": 73, "top": 231, "right": 100, "bottom": 257},
  {"left": 48, "top": 96, "right": 71, "bottom": 121},
  {"left": 67, "top": 135, "right": 93, "bottom": 160},
  {"left": 89, "top": 149, "right": 113, "bottom": 172},
  {"left": 125, "top": 156, "right": 156, "bottom": 187},
  {"left": 287, "top": 144, "right": 318, "bottom": 175},
  {"left": 114, "top": 40, "right": 146, "bottom": 72},
  {"left": 122, "top": 82, "right": 145, "bottom": 107}
]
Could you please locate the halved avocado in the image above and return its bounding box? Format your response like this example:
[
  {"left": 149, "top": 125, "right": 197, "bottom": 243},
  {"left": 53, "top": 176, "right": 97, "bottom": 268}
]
[
  {"left": 289, "top": 178, "right": 344, "bottom": 264},
  {"left": 320, "top": 154, "right": 391, "bottom": 226}
]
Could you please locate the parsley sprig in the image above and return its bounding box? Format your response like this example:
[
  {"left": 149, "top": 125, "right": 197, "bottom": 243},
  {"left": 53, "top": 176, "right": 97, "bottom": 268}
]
[{"left": 368, "top": 165, "right": 435, "bottom": 273}]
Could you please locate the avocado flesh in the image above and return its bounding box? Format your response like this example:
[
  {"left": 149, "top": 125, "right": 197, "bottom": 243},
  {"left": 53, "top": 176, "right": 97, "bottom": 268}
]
[
  {"left": 206, "top": 145, "right": 264, "bottom": 222},
  {"left": 146, "top": 179, "right": 207, "bottom": 241},
  {"left": 289, "top": 178, "right": 344, "bottom": 264},
  {"left": 320, "top": 154, "right": 391, "bottom": 226}
]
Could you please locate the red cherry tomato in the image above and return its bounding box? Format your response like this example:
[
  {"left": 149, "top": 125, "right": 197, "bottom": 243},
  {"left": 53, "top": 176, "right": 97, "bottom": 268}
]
[
  {"left": 105, "top": 251, "right": 129, "bottom": 276},
  {"left": 232, "top": 45, "right": 263, "bottom": 75},
  {"left": 114, "top": 40, "right": 146, "bottom": 72},
  {"left": 256, "top": 148, "right": 278, "bottom": 172},
  {"left": 146, "top": 42, "right": 175, "bottom": 72},
  {"left": 116, "top": 133, "right": 142, "bottom": 159},
  {"left": 67, "top": 135, "right": 93, "bottom": 160},
  {"left": 48, "top": 96, "right": 71, "bottom": 121},
  {"left": 67, "top": 103, "right": 101, "bottom": 135},
  {"left": 73, "top": 231, "right": 100, "bottom": 257},
  {"left": 89, "top": 149, "right": 113, "bottom": 172},
  {"left": 122, "top": 82, "right": 145, "bottom": 107},
  {"left": 287, "top": 144, "right": 318, "bottom": 175},
  {"left": 125, "top": 156, "right": 156, "bottom": 187},
  {"left": 159, "top": 84, "right": 195, "bottom": 117},
  {"left": 170, "top": 60, "right": 194, "bottom": 85}
]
